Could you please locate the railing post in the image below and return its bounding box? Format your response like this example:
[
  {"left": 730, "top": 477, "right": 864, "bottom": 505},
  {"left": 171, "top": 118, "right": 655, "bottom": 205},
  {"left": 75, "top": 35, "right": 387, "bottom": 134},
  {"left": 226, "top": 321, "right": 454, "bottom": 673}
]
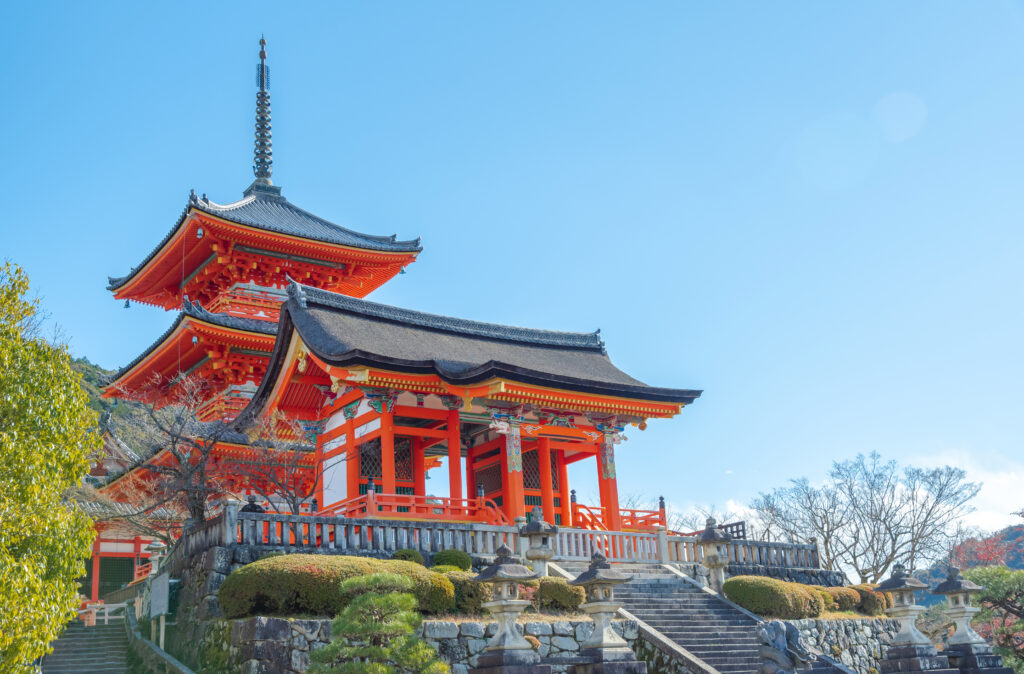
[
  {"left": 223, "top": 498, "right": 239, "bottom": 546},
  {"left": 656, "top": 526, "right": 669, "bottom": 563},
  {"left": 658, "top": 495, "right": 667, "bottom": 528}
]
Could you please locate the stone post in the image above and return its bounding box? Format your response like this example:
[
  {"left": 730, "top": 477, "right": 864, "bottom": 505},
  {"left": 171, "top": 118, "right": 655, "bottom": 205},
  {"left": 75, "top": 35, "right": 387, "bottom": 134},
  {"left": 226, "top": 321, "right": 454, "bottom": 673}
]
[
  {"left": 656, "top": 527, "right": 669, "bottom": 564},
  {"left": 145, "top": 541, "right": 167, "bottom": 576},
  {"left": 696, "top": 517, "right": 731, "bottom": 593},
  {"left": 513, "top": 516, "right": 528, "bottom": 561},
  {"left": 223, "top": 497, "right": 240, "bottom": 546}
]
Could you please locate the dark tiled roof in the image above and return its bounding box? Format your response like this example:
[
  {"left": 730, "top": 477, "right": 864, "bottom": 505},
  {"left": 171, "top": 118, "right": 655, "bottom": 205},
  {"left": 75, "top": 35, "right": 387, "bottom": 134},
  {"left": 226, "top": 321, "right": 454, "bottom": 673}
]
[
  {"left": 112, "top": 300, "right": 278, "bottom": 382},
  {"left": 108, "top": 189, "right": 421, "bottom": 291},
  {"left": 269, "top": 281, "right": 702, "bottom": 404}
]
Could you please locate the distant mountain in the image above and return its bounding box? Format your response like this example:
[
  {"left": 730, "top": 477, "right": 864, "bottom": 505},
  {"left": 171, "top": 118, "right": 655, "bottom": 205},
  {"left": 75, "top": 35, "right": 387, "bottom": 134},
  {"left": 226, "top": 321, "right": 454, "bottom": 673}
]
[{"left": 916, "top": 523, "right": 1024, "bottom": 605}]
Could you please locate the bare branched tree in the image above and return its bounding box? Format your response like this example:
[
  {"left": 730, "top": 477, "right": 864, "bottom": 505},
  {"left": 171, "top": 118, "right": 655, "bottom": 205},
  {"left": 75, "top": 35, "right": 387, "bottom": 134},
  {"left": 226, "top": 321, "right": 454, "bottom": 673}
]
[{"left": 750, "top": 452, "right": 980, "bottom": 583}]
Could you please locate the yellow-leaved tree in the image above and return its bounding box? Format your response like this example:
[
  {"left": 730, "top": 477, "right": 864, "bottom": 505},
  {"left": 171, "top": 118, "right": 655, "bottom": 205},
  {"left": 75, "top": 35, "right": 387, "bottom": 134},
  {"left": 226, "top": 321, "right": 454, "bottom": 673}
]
[{"left": 0, "top": 261, "right": 99, "bottom": 671}]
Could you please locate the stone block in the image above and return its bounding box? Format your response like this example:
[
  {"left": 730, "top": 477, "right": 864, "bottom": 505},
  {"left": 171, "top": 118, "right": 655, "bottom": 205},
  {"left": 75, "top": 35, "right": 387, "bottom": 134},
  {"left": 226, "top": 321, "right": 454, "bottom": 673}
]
[
  {"left": 240, "top": 658, "right": 271, "bottom": 674},
  {"left": 552, "top": 621, "right": 573, "bottom": 636},
  {"left": 202, "top": 571, "right": 227, "bottom": 596},
  {"left": 525, "top": 622, "right": 553, "bottom": 636},
  {"left": 552, "top": 636, "right": 579, "bottom": 652},
  {"left": 202, "top": 546, "right": 233, "bottom": 574},
  {"left": 575, "top": 623, "right": 593, "bottom": 642},
  {"left": 195, "top": 595, "right": 222, "bottom": 621},
  {"left": 461, "top": 622, "right": 486, "bottom": 637},
  {"left": 438, "top": 638, "right": 468, "bottom": 663},
  {"left": 291, "top": 648, "right": 310, "bottom": 671},
  {"left": 486, "top": 622, "right": 499, "bottom": 637},
  {"left": 424, "top": 621, "right": 460, "bottom": 639},
  {"left": 453, "top": 665, "right": 469, "bottom": 674},
  {"left": 466, "top": 637, "right": 488, "bottom": 655}
]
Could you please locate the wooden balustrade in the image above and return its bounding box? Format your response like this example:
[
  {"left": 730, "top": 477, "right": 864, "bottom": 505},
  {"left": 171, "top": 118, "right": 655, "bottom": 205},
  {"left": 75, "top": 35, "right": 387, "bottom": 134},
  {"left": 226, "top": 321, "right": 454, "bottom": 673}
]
[
  {"left": 318, "top": 493, "right": 511, "bottom": 526},
  {"left": 161, "top": 500, "right": 820, "bottom": 573}
]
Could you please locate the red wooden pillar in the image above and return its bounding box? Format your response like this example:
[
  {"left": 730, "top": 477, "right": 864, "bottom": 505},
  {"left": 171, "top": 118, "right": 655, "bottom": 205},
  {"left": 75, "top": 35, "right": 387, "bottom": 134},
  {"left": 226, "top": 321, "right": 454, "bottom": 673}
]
[
  {"left": 501, "top": 425, "right": 526, "bottom": 520},
  {"left": 344, "top": 402, "right": 360, "bottom": 500},
  {"left": 381, "top": 407, "right": 396, "bottom": 495},
  {"left": 90, "top": 537, "right": 101, "bottom": 601},
  {"left": 597, "top": 439, "right": 622, "bottom": 531},
  {"left": 412, "top": 437, "right": 426, "bottom": 496},
  {"left": 446, "top": 409, "right": 462, "bottom": 501},
  {"left": 538, "top": 437, "right": 556, "bottom": 523},
  {"left": 556, "top": 450, "right": 572, "bottom": 525},
  {"left": 465, "top": 445, "right": 477, "bottom": 503}
]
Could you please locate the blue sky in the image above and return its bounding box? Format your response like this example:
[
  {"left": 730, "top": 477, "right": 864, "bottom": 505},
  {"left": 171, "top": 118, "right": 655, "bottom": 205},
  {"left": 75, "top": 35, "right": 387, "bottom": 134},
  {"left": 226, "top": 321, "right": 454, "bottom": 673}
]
[{"left": 2, "top": 2, "right": 1022, "bottom": 529}]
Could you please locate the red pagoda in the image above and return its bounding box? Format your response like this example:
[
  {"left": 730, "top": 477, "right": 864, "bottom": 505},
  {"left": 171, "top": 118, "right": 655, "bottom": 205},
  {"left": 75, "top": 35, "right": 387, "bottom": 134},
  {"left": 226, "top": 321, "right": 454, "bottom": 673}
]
[{"left": 88, "top": 39, "right": 701, "bottom": 602}]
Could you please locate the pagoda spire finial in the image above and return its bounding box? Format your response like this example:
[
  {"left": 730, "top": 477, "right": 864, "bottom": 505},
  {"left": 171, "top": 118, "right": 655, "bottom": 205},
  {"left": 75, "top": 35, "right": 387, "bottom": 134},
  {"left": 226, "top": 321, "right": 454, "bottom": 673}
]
[{"left": 252, "top": 35, "right": 273, "bottom": 186}]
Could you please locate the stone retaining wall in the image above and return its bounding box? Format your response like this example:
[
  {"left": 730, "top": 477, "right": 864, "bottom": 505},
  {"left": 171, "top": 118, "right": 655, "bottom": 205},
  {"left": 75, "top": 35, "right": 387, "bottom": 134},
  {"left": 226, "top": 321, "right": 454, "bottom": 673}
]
[{"left": 787, "top": 618, "right": 900, "bottom": 674}]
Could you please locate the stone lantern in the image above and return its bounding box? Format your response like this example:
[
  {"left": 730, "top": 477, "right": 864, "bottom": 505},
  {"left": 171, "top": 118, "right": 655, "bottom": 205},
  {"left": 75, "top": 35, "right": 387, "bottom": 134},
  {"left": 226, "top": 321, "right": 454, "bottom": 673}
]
[
  {"left": 471, "top": 543, "right": 546, "bottom": 672},
  {"left": 145, "top": 540, "right": 167, "bottom": 576},
  {"left": 877, "top": 564, "right": 957, "bottom": 674},
  {"left": 569, "top": 551, "right": 642, "bottom": 669},
  {"left": 933, "top": 566, "right": 1013, "bottom": 673},
  {"left": 696, "top": 517, "right": 731, "bottom": 593},
  {"left": 520, "top": 507, "right": 557, "bottom": 577}
]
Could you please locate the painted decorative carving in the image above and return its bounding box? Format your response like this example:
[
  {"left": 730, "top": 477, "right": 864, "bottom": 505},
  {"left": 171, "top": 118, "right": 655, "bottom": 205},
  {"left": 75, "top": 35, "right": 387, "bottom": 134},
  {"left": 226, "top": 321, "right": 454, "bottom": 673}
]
[
  {"left": 439, "top": 395, "right": 463, "bottom": 410},
  {"left": 506, "top": 421, "right": 523, "bottom": 472},
  {"left": 600, "top": 435, "right": 616, "bottom": 479},
  {"left": 342, "top": 400, "right": 360, "bottom": 421}
]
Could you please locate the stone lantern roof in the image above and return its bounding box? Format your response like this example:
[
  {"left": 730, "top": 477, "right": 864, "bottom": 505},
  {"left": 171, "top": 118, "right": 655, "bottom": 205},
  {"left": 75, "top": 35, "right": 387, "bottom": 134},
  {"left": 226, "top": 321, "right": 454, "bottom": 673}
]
[
  {"left": 570, "top": 552, "right": 632, "bottom": 587},
  {"left": 933, "top": 566, "right": 983, "bottom": 595},
  {"left": 696, "top": 517, "right": 732, "bottom": 543},
  {"left": 473, "top": 544, "right": 537, "bottom": 583},
  {"left": 520, "top": 507, "right": 558, "bottom": 536},
  {"left": 877, "top": 563, "right": 928, "bottom": 592}
]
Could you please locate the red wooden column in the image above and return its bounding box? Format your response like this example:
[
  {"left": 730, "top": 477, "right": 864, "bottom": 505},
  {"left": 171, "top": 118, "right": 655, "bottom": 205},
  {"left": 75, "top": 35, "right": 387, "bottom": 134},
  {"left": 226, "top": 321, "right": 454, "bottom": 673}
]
[
  {"left": 446, "top": 407, "right": 463, "bottom": 501},
  {"left": 381, "top": 407, "right": 396, "bottom": 496},
  {"left": 597, "top": 437, "right": 622, "bottom": 530},
  {"left": 465, "top": 444, "right": 477, "bottom": 503},
  {"left": 343, "top": 402, "right": 360, "bottom": 499},
  {"left": 556, "top": 449, "right": 572, "bottom": 525},
  {"left": 90, "top": 537, "right": 101, "bottom": 601},
  {"left": 412, "top": 437, "right": 426, "bottom": 496},
  {"left": 501, "top": 422, "right": 526, "bottom": 520},
  {"left": 538, "top": 437, "right": 556, "bottom": 523}
]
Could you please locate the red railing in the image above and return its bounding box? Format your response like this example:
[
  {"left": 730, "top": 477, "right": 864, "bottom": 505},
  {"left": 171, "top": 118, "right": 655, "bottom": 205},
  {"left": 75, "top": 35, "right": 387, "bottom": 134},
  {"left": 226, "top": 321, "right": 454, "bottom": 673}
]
[
  {"left": 572, "top": 503, "right": 668, "bottom": 532},
  {"left": 132, "top": 563, "right": 152, "bottom": 582},
  {"left": 318, "top": 492, "right": 512, "bottom": 526}
]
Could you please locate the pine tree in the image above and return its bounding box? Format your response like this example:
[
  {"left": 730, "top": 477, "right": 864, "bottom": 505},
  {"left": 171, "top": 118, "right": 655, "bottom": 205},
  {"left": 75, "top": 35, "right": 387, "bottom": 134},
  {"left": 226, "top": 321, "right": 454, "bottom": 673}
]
[{"left": 309, "top": 573, "right": 449, "bottom": 674}]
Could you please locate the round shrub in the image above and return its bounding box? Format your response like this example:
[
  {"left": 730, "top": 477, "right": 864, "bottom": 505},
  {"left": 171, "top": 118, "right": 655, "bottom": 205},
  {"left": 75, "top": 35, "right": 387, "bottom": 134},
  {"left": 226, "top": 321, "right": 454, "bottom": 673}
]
[
  {"left": 432, "top": 549, "right": 472, "bottom": 571},
  {"left": 446, "top": 570, "right": 490, "bottom": 615},
  {"left": 795, "top": 585, "right": 824, "bottom": 617},
  {"left": 722, "top": 576, "right": 814, "bottom": 619},
  {"left": 849, "top": 584, "right": 887, "bottom": 616},
  {"left": 811, "top": 586, "right": 836, "bottom": 610},
  {"left": 380, "top": 559, "right": 456, "bottom": 614},
  {"left": 430, "top": 564, "right": 462, "bottom": 574},
  {"left": 392, "top": 548, "right": 425, "bottom": 566},
  {"left": 825, "top": 586, "right": 861, "bottom": 611},
  {"left": 536, "top": 577, "right": 585, "bottom": 612},
  {"left": 219, "top": 554, "right": 380, "bottom": 618}
]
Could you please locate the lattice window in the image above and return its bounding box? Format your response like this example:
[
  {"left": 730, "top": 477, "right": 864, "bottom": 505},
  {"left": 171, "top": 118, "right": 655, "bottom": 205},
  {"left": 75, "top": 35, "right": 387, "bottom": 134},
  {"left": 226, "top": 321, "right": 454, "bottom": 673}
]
[
  {"left": 359, "top": 439, "right": 382, "bottom": 478},
  {"left": 395, "top": 438, "right": 413, "bottom": 481},
  {"left": 475, "top": 464, "right": 502, "bottom": 495},
  {"left": 522, "top": 450, "right": 558, "bottom": 491}
]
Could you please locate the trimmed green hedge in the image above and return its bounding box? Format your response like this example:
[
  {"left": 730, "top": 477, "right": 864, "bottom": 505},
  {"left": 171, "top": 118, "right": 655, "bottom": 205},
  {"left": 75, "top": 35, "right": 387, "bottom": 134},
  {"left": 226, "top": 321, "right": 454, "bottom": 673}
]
[
  {"left": 822, "top": 586, "right": 861, "bottom": 611},
  {"left": 849, "top": 584, "right": 888, "bottom": 616},
  {"left": 722, "top": 576, "right": 823, "bottom": 619},
  {"left": 393, "top": 549, "right": 425, "bottom": 566},
  {"left": 446, "top": 570, "right": 490, "bottom": 615},
  {"left": 430, "top": 564, "right": 462, "bottom": 574},
  {"left": 536, "top": 577, "right": 585, "bottom": 612},
  {"left": 432, "top": 549, "right": 472, "bottom": 571},
  {"left": 218, "top": 554, "right": 455, "bottom": 619}
]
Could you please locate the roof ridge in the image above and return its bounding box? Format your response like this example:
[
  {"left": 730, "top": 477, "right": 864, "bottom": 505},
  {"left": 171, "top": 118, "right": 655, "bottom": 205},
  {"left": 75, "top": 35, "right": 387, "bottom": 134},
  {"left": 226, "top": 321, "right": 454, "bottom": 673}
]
[{"left": 287, "top": 281, "right": 606, "bottom": 351}]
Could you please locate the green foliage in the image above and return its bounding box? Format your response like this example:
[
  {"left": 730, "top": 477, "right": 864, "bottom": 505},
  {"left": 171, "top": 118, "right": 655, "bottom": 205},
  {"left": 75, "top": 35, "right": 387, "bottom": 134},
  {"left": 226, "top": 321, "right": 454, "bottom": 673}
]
[
  {"left": 823, "top": 586, "right": 861, "bottom": 611},
  {"left": 849, "top": 584, "right": 888, "bottom": 616},
  {"left": 429, "top": 564, "right": 462, "bottom": 574},
  {"left": 536, "top": 577, "right": 585, "bottom": 612},
  {"left": 308, "top": 573, "right": 449, "bottom": 674},
  {"left": 380, "top": 560, "right": 456, "bottom": 614},
  {"left": 219, "top": 554, "right": 380, "bottom": 618},
  {"left": 393, "top": 549, "right": 425, "bottom": 566},
  {"left": 218, "top": 554, "right": 455, "bottom": 618},
  {"left": 0, "top": 262, "right": 100, "bottom": 671},
  {"left": 722, "top": 576, "right": 824, "bottom": 619},
  {"left": 445, "top": 570, "right": 489, "bottom": 615},
  {"left": 963, "top": 566, "right": 1024, "bottom": 671},
  {"left": 811, "top": 586, "right": 836, "bottom": 610},
  {"left": 432, "top": 549, "right": 472, "bottom": 571}
]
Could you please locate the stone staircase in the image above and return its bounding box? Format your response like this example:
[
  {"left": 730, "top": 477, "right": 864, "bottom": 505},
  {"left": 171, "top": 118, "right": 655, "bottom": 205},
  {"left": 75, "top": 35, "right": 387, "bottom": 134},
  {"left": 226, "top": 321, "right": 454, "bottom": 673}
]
[
  {"left": 555, "top": 562, "right": 847, "bottom": 674},
  {"left": 41, "top": 621, "right": 129, "bottom": 674}
]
